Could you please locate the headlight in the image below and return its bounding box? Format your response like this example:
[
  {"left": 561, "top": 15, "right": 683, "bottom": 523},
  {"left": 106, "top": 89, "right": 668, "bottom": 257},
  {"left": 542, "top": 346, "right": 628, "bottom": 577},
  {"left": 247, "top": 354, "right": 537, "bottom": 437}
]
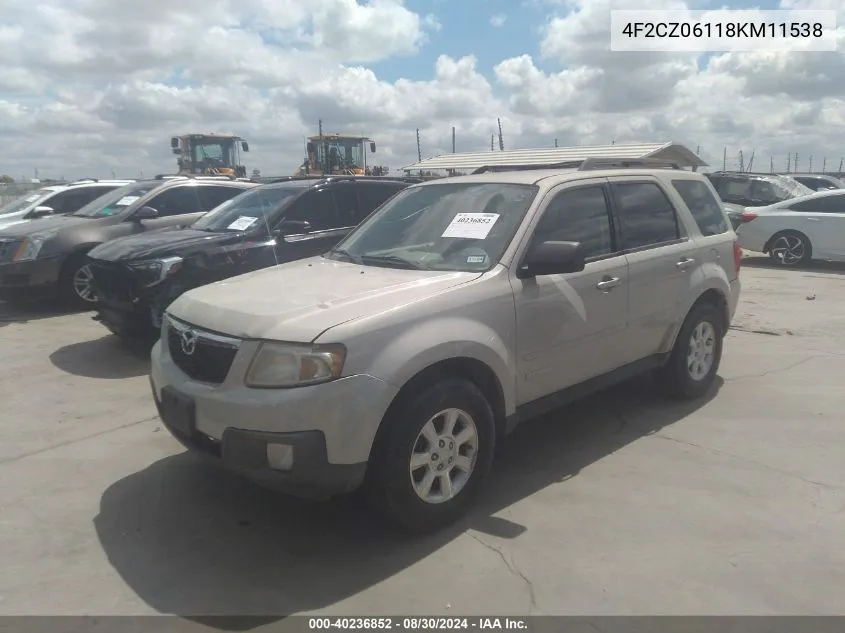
[
  {"left": 245, "top": 342, "right": 346, "bottom": 388},
  {"left": 129, "top": 256, "right": 183, "bottom": 287},
  {"left": 13, "top": 238, "right": 44, "bottom": 262}
]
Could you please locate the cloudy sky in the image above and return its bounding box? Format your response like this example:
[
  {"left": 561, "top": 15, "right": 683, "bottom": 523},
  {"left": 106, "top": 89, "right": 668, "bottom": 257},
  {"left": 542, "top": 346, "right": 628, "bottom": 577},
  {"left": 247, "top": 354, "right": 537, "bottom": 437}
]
[{"left": 1, "top": 0, "right": 844, "bottom": 180}]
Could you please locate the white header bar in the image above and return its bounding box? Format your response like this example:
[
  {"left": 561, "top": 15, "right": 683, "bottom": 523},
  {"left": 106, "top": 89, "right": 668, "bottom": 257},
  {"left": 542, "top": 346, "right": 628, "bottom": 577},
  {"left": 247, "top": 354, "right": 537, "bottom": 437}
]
[{"left": 610, "top": 10, "right": 837, "bottom": 52}]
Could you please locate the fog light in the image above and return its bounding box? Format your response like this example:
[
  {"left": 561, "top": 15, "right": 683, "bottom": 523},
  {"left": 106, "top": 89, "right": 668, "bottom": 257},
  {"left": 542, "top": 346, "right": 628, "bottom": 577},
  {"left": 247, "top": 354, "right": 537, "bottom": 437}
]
[{"left": 266, "top": 443, "right": 294, "bottom": 471}]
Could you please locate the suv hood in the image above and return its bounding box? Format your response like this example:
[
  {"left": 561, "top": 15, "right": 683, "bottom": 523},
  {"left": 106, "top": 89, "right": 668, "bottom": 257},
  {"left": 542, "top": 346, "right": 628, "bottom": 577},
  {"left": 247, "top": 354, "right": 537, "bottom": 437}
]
[
  {"left": 167, "top": 257, "right": 482, "bottom": 341},
  {"left": 0, "top": 214, "right": 94, "bottom": 239},
  {"left": 88, "top": 228, "right": 236, "bottom": 262}
]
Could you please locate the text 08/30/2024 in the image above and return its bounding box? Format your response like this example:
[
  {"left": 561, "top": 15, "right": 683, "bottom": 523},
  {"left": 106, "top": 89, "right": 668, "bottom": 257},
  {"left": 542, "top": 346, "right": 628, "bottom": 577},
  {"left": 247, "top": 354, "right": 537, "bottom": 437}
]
[{"left": 610, "top": 9, "right": 837, "bottom": 52}]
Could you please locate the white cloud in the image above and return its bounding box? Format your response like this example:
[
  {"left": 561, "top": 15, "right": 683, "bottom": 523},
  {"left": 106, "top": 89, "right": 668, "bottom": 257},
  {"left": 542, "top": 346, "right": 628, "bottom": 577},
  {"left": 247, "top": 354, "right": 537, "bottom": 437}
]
[
  {"left": 1, "top": 0, "right": 845, "bottom": 180},
  {"left": 490, "top": 14, "right": 507, "bottom": 27}
]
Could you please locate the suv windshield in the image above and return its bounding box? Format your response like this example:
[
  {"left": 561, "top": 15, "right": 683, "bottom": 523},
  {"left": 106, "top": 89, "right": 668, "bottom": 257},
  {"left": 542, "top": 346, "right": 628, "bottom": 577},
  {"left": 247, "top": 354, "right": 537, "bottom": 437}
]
[
  {"left": 73, "top": 182, "right": 159, "bottom": 218},
  {"left": 769, "top": 176, "right": 813, "bottom": 199},
  {"left": 191, "top": 185, "right": 302, "bottom": 232},
  {"left": 325, "top": 182, "right": 539, "bottom": 272},
  {"left": 0, "top": 189, "right": 54, "bottom": 216}
]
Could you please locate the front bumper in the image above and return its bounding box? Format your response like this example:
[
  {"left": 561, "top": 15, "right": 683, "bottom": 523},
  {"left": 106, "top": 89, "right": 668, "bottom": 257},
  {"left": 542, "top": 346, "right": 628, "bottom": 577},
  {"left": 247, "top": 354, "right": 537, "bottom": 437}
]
[
  {"left": 0, "top": 256, "right": 63, "bottom": 301},
  {"left": 149, "top": 338, "right": 400, "bottom": 499}
]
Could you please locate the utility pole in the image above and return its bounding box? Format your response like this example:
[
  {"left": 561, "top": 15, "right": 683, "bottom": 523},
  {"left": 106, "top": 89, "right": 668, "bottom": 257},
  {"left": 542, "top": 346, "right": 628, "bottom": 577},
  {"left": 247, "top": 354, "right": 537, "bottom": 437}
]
[
  {"left": 497, "top": 118, "right": 504, "bottom": 151},
  {"left": 554, "top": 138, "right": 558, "bottom": 148},
  {"left": 794, "top": 152, "right": 799, "bottom": 172},
  {"left": 822, "top": 157, "right": 826, "bottom": 172},
  {"left": 839, "top": 158, "right": 843, "bottom": 172},
  {"left": 415, "top": 128, "right": 422, "bottom": 163},
  {"left": 786, "top": 153, "right": 791, "bottom": 172},
  {"left": 809, "top": 155, "right": 813, "bottom": 173},
  {"left": 722, "top": 147, "right": 727, "bottom": 171},
  {"left": 318, "top": 119, "right": 328, "bottom": 175},
  {"left": 770, "top": 156, "right": 774, "bottom": 173},
  {"left": 491, "top": 134, "right": 494, "bottom": 151},
  {"left": 451, "top": 126, "right": 456, "bottom": 153},
  {"left": 738, "top": 150, "right": 744, "bottom": 172}
]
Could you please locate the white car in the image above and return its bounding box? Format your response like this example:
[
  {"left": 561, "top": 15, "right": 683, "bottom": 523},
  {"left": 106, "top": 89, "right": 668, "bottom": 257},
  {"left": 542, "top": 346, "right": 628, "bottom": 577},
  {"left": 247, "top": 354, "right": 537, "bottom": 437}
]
[
  {"left": 0, "top": 180, "right": 134, "bottom": 231},
  {"left": 736, "top": 189, "right": 845, "bottom": 266}
]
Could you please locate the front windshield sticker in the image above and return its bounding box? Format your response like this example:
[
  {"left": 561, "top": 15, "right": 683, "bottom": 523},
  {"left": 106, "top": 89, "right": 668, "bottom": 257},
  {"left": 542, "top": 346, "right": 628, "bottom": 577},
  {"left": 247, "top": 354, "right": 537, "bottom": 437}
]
[
  {"left": 466, "top": 255, "right": 486, "bottom": 264},
  {"left": 116, "top": 196, "right": 140, "bottom": 206},
  {"left": 227, "top": 216, "right": 259, "bottom": 231},
  {"left": 441, "top": 213, "right": 500, "bottom": 239}
]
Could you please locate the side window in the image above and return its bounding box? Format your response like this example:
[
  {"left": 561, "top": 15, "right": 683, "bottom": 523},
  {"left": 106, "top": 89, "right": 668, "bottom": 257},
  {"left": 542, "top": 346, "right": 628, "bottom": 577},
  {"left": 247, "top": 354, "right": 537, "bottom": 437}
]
[
  {"left": 283, "top": 188, "right": 341, "bottom": 231},
  {"left": 791, "top": 196, "right": 845, "bottom": 213},
  {"left": 613, "top": 182, "right": 680, "bottom": 250},
  {"left": 331, "top": 183, "right": 361, "bottom": 227},
  {"left": 44, "top": 190, "right": 90, "bottom": 214},
  {"left": 532, "top": 186, "right": 614, "bottom": 259},
  {"left": 749, "top": 180, "right": 782, "bottom": 204},
  {"left": 356, "top": 183, "right": 404, "bottom": 221},
  {"left": 671, "top": 179, "right": 728, "bottom": 236},
  {"left": 146, "top": 186, "right": 203, "bottom": 216},
  {"left": 197, "top": 185, "right": 245, "bottom": 211}
]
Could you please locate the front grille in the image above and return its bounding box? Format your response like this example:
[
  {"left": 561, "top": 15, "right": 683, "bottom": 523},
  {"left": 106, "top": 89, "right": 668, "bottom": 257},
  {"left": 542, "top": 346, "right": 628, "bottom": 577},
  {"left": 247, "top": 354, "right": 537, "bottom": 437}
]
[
  {"left": 0, "top": 240, "right": 22, "bottom": 264},
  {"left": 88, "top": 260, "right": 135, "bottom": 302},
  {"left": 166, "top": 317, "right": 240, "bottom": 384}
]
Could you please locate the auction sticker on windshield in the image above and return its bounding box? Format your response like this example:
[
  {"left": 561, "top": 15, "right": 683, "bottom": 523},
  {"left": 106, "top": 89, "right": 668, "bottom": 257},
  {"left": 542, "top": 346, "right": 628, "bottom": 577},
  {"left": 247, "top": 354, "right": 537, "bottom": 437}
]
[
  {"left": 441, "top": 213, "right": 499, "bottom": 239},
  {"left": 227, "top": 216, "right": 258, "bottom": 230},
  {"left": 116, "top": 196, "right": 140, "bottom": 206}
]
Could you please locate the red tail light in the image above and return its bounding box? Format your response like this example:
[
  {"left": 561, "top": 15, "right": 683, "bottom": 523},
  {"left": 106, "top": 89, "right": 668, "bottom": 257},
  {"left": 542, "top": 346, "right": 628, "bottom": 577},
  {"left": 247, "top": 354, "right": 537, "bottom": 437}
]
[
  {"left": 733, "top": 241, "right": 742, "bottom": 275},
  {"left": 740, "top": 210, "right": 757, "bottom": 223}
]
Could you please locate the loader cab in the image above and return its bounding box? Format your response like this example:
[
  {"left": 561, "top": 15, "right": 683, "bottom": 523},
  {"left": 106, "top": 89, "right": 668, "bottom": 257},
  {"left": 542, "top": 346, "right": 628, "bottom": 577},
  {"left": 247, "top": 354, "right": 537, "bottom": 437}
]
[
  {"left": 172, "top": 134, "right": 249, "bottom": 178},
  {"left": 303, "top": 135, "right": 377, "bottom": 176}
]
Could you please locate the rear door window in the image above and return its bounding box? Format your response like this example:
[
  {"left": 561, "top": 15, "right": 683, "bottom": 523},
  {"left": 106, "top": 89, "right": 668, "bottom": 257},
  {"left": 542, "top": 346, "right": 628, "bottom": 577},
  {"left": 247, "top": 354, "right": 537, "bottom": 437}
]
[
  {"left": 356, "top": 183, "right": 406, "bottom": 221},
  {"left": 330, "top": 183, "right": 361, "bottom": 228},
  {"left": 146, "top": 185, "right": 203, "bottom": 216},
  {"left": 197, "top": 185, "right": 247, "bottom": 211},
  {"left": 790, "top": 195, "right": 845, "bottom": 213},
  {"left": 671, "top": 179, "right": 729, "bottom": 236},
  {"left": 283, "top": 188, "right": 342, "bottom": 231},
  {"left": 612, "top": 181, "right": 682, "bottom": 250}
]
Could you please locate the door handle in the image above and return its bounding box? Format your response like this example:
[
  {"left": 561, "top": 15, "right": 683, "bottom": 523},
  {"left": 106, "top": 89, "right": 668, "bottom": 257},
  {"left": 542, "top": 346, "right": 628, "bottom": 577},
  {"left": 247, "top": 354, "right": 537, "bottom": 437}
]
[
  {"left": 676, "top": 257, "right": 695, "bottom": 270},
  {"left": 596, "top": 276, "right": 621, "bottom": 291}
]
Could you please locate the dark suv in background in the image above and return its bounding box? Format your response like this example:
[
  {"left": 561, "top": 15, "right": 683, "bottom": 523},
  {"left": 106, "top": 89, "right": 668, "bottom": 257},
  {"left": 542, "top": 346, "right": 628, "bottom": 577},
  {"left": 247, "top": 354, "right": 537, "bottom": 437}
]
[
  {"left": 86, "top": 176, "right": 417, "bottom": 339},
  {"left": 704, "top": 172, "right": 813, "bottom": 229},
  {"left": 0, "top": 176, "right": 256, "bottom": 308}
]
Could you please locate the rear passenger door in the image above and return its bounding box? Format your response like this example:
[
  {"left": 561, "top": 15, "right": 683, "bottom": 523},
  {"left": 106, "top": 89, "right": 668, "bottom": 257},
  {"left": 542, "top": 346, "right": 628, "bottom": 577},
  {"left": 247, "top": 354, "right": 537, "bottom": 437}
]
[
  {"left": 513, "top": 181, "right": 630, "bottom": 403},
  {"left": 608, "top": 177, "right": 694, "bottom": 362},
  {"left": 789, "top": 195, "right": 845, "bottom": 258},
  {"left": 133, "top": 185, "right": 205, "bottom": 231},
  {"left": 275, "top": 186, "right": 346, "bottom": 260},
  {"left": 197, "top": 185, "right": 249, "bottom": 215},
  {"left": 43, "top": 186, "right": 115, "bottom": 216}
]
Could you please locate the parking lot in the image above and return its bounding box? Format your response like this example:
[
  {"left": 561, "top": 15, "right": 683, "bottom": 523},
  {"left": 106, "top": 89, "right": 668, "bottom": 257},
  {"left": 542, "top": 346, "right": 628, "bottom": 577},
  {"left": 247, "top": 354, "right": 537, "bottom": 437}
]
[{"left": 2, "top": 254, "right": 845, "bottom": 617}]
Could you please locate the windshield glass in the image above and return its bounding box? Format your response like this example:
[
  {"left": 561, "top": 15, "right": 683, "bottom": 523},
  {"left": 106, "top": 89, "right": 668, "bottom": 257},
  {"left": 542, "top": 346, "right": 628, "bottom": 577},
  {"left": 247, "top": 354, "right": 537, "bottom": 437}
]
[
  {"left": 191, "top": 185, "right": 302, "bottom": 232},
  {"left": 72, "top": 182, "right": 159, "bottom": 218},
  {"left": 325, "top": 182, "right": 539, "bottom": 272},
  {"left": 0, "top": 189, "right": 54, "bottom": 216},
  {"left": 769, "top": 176, "right": 813, "bottom": 199}
]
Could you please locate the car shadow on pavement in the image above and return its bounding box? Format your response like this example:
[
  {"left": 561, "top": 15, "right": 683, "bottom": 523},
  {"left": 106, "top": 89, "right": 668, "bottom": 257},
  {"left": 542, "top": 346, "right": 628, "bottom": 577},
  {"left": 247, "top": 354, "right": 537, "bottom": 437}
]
[
  {"left": 49, "top": 334, "right": 153, "bottom": 379},
  {"left": 0, "top": 299, "right": 82, "bottom": 327},
  {"left": 93, "top": 374, "right": 722, "bottom": 627},
  {"left": 741, "top": 255, "right": 845, "bottom": 276}
]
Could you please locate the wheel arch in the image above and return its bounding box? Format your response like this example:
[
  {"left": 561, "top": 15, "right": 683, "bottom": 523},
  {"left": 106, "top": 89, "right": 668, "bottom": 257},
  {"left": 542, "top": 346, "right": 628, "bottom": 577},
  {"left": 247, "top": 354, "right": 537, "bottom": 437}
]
[{"left": 763, "top": 228, "right": 811, "bottom": 254}]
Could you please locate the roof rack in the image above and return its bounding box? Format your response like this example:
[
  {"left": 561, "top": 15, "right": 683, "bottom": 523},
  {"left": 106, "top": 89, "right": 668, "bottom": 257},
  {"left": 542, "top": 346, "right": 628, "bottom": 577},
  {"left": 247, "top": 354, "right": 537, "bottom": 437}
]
[{"left": 471, "top": 157, "right": 684, "bottom": 174}]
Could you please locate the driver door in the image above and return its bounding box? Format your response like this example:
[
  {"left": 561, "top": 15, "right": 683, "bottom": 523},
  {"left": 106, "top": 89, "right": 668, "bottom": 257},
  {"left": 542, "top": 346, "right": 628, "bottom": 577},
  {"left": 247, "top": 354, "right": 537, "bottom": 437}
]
[
  {"left": 512, "top": 181, "right": 630, "bottom": 405},
  {"left": 274, "top": 187, "right": 348, "bottom": 261}
]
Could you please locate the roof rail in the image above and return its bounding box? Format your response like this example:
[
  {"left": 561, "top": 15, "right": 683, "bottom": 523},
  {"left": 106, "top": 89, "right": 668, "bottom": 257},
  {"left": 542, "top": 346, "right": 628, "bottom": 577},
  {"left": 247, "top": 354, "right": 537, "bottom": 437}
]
[
  {"left": 260, "top": 175, "right": 423, "bottom": 185},
  {"left": 154, "top": 174, "right": 238, "bottom": 181},
  {"left": 471, "top": 157, "right": 683, "bottom": 174},
  {"left": 69, "top": 178, "right": 98, "bottom": 184}
]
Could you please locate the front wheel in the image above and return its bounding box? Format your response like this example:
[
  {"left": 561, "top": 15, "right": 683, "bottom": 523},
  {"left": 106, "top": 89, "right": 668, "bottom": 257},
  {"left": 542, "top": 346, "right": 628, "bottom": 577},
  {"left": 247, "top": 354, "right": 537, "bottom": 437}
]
[
  {"left": 366, "top": 378, "right": 496, "bottom": 533},
  {"left": 655, "top": 302, "right": 724, "bottom": 400},
  {"left": 59, "top": 255, "right": 98, "bottom": 310},
  {"left": 769, "top": 231, "right": 812, "bottom": 266}
]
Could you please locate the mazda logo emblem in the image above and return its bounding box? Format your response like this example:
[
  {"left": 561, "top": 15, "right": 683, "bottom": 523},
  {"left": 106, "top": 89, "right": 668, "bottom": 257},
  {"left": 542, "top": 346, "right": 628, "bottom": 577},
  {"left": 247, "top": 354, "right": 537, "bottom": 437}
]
[{"left": 180, "top": 329, "right": 198, "bottom": 355}]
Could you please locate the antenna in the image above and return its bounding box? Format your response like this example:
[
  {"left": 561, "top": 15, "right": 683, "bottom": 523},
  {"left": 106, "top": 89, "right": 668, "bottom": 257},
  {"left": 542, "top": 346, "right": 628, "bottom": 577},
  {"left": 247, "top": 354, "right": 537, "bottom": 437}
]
[{"left": 497, "top": 118, "right": 504, "bottom": 151}]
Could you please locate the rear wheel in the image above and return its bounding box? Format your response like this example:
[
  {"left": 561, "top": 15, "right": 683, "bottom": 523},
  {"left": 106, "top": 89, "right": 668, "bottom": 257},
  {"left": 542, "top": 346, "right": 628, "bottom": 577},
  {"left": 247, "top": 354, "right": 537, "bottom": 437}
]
[
  {"left": 366, "top": 378, "right": 496, "bottom": 533},
  {"left": 655, "top": 302, "right": 723, "bottom": 400},
  {"left": 768, "top": 231, "right": 812, "bottom": 266},
  {"left": 59, "top": 254, "right": 98, "bottom": 310}
]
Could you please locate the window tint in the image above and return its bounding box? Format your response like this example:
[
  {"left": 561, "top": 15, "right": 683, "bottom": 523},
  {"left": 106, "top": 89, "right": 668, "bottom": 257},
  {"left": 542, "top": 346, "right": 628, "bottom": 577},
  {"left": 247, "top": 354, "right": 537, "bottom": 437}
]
[
  {"left": 613, "top": 182, "right": 680, "bottom": 249},
  {"left": 147, "top": 185, "right": 203, "bottom": 216},
  {"left": 672, "top": 179, "right": 728, "bottom": 236},
  {"left": 532, "top": 186, "right": 613, "bottom": 259},
  {"left": 331, "top": 183, "right": 360, "bottom": 227},
  {"left": 283, "top": 187, "right": 341, "bottom": 231},
  {"left": 356, "top": 183, "right": 405, "bottom": 219},
  {"left": 790, "top": 195, "right": 845, "bottom": 213},
  {"left": 197, "top": 185, "right": 246, "bottom": 211}
]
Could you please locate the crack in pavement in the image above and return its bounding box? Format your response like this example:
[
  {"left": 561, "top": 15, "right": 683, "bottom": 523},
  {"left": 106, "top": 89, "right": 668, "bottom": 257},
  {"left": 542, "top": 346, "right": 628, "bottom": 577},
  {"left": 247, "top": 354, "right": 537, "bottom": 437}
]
[
  {"left": 652, "top": 433, "right": 844, "bottom": 491},
  {"left": 724, "top": 355, "right": 821, "bottom": 382},
  {"left": 0, "top": 415, "right": 160, "bottom": 467},
  {"left": 468, "top": 532, "right": 539, "bottom": 614}
]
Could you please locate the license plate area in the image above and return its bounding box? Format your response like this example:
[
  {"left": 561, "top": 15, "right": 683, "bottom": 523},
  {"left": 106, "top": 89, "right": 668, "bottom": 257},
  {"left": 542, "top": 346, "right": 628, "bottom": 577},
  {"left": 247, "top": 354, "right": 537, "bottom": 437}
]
[{"left": 160, "top": 386, "right": 196, "bottom": 437}]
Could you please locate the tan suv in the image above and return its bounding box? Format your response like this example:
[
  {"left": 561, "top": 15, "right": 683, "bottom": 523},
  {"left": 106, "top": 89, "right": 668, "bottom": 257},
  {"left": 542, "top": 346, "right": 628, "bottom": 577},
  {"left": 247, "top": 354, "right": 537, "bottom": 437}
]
[{"left": 149, "top": 159, "right": 742, "bottom": 533}]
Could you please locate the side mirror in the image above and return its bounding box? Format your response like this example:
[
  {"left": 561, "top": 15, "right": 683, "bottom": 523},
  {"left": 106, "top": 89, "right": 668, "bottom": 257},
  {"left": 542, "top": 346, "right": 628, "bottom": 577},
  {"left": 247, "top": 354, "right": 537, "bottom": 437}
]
[
  {"left": 241, "top": 141, "right": 249, "bottom": 152},
  {"left": 30, "top": 206, "right": 55, "bottom": 218},
  {"left": 517, "top": 240, "right": 585, "bottom": 278},
  {"left": 274, "top": 220, "right": 312, "bottom": 239},
  {"left": 132, "top": 206, "right": 159, "bottom": 221},
  {"left": 170, "top": 137, "right": 179, "bottom": 149}
]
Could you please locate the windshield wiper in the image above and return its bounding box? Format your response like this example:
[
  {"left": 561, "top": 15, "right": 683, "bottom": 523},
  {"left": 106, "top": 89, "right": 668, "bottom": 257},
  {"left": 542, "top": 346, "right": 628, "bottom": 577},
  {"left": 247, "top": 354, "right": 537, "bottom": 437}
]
[
  {"left": 359, "top": 254, "right": 423, "bottom": 270},
  {"left": 327, "top": 248, "right": 359, "bottom": 263}
]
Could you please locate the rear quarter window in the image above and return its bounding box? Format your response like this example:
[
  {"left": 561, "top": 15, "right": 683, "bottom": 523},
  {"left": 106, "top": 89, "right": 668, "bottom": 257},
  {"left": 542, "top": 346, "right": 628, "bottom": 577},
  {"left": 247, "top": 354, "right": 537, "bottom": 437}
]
[{"left": 671, "top": 179, "right": 729, "bottom": 236}]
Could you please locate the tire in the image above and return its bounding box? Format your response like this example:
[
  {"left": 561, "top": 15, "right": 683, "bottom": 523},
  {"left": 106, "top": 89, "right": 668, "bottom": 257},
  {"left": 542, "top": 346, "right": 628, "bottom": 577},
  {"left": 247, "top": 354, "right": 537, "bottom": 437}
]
[
  {"left": 655, "top": 302, "right": 724, "bottom": 400},
  {"left": 768, "top": 230, "right": 812, "bottom": 267},
  {"left": 58, "top": 253, "right": 99, "bottom": 310},
  {"left": 366, "top": 377, "right": 497, "bottom": 533}
]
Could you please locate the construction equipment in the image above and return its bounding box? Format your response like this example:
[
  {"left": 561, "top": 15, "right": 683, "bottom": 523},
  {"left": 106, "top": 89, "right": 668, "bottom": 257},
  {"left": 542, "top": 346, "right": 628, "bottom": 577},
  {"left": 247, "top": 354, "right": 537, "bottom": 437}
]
[
  {"left": 295, "top": 131, "right": 388, "bottom": 176},
  {"left": 171, "top": 133, "right": 249, "bottom": 178}
]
